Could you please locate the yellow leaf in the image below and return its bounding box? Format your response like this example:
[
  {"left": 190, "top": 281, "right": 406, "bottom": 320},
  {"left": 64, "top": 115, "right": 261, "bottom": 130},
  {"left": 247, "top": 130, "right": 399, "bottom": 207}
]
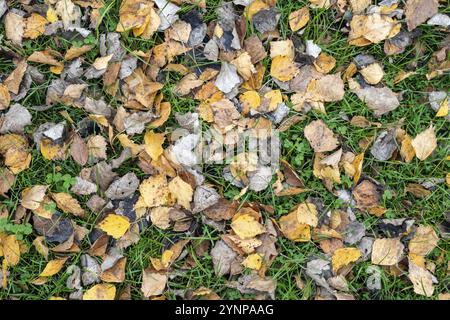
[
  {"left": 24, "top": 13, "right": 48, "bottom": 39},
  {"left": 270, "top": 56, "right": 299, "bottom": 82},
  {"left": 242, "top": 253, "right": 263, "bottom": 270},
  {"left": 144, "top": 131, "right": 165, "bottom": 161},
  {"left": 239, "top": 91, "right": 261, "bottom": 112},
  {"left": 39, "top": 258, "right": 68, "bottom": 277},
  {"left": 279, "top": 212, "right": 311, "bottom": 242},
  {"left": 98, "top": 214, "right": 130, "bottom": 239},
  {"left": 291, "top": 202, "right": 318, "bottom": 227},
  {"left": 264, "top": 90, "right": 282, "bottom": 112},
  {"left": 0, "top": 84, "right": 10, "bottom": 110},
  {"left": 400, "top": 134, "right": 415, "bottom": 163},
  {"left": 349, "top": 153, "right": 363, "bottom": 185},
  {"left": 332, "top": 247, "right": 361, "bottom": 273},
  {"left": 117, "top": 134, "right": 144, "bottom": 157},
  {"left": 161, "top": 250, "right": 174, "bottom": 268},
  {"left": 83, "top": 283, "right": 116, "bottom": 300},
  {"left": 92, "top": 54, "right": 113, "bottom": 70},
  {"left": 40, "top": 139, "right": 65, "bottom": 161},
  {"left": 65, "top": 45, "right": 93, "bottom": 60},
  {"left": 49, "top": 64, "right": 64, "bottom": 74},
  {"left": 314, "top": 52, "right": 336, "bottom": 74},
  {"left": 1, "top": 235, "right": 21, "bottom": 266},
  {"left": 245, "top": 0, "right": 269, "bottom": 21},
  {"left": 230, "top": 214, "right": 266, "bottom": 240},
  {"left": 32, "top": 236, "right": 49, "bottom": 260},
  {"left": 46, "top": 8, "right": 58, "bottom": 23},
  {"left": 436, "top": 98, "right": 448, "bottom": 117},
  {"left": 139, "top": 174, "right": 170, "bottom": 208},
  {"left": 168, "top": 176, "right": 193, "bottom": 210},
  {"left": 289, "top": 7, "right": 310, "bottom": 32}
]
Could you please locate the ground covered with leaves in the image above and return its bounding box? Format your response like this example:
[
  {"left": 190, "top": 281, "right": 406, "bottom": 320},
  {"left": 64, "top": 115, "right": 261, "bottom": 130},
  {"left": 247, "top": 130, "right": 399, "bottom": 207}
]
[{"left": 0, "top": 0, "right": 449, "bottom": 300}]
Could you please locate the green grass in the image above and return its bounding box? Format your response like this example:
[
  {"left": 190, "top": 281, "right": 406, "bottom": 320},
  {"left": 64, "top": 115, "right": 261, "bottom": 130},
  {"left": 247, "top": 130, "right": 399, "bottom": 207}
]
[{"left": 0, "top": 0, "right": 449, "bottom": 300}]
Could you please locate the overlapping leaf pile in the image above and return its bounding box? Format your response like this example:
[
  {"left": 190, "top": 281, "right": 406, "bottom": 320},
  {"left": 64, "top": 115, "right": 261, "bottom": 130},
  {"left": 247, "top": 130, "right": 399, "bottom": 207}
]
[{"left": 0, "top": 0, "right": 449, "bottom": 300}]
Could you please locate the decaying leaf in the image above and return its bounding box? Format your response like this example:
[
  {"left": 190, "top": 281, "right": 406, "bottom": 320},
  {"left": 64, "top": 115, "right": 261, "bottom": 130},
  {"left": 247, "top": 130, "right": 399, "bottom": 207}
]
[
  {"left": 371, "top": 238, "right": 404, "bottom": 266},
  {"left": 304, "top": 120, "right": 339, "bottom": 153}
]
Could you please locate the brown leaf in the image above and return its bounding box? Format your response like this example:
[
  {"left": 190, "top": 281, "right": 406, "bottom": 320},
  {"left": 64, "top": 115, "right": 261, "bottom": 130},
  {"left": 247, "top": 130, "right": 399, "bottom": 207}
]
[
  {"left": 0, "top": 168, "right": 15, "bottom": 196},
  {"left": 52, "top": 192, "right": 85, "bottom": 217},
  {"left": 405, "top": 0, "right": 439, "bottom": 31},
  {"left": 304, "top": 119, "right": 339, "bottom": 153},
  {"left": 352, "top": 179, "right": 382, "bottom": 209},
  {"left": 70, "top": 134, "right": 88, "bottom": 165},
  {"left": 4, "top": 60, "right": 28, "bottom": 95}
]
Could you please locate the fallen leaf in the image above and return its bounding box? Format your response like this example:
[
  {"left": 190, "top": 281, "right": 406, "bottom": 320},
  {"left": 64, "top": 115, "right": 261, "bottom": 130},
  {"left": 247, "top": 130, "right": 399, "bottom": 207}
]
[
  {"left": 144, "top": 131, "right": 165, "bottom": 161},
  {"left": 408, "top": 260, "right": 434, "bottom": 297},
  {"left": 211, "top": 240, "right": 237, "bottom": 276},
  {"left": 304, "top": 119, "right": 339, "bottom": 153},
  {"left": 270, "top": 56, "right": 299, "bottom": 82},
  {"left": 411, "top": 126, "right": 437, "bottom": 161},
  {"left": 21, "top": 185, "right": 48, "bottom": 210},
  {"left": 4, "top": 12, "right": 24, "bottom": 45},
  {"left": 371, "top": 238, "right": 404, "bottom": 266},
  {"left": 332, "top": 247, "right": 361, "bottom": 273},
  {"left": 52, "top": 192, "right": 85, "bottom": 217},
  {"left": 242, "top": 253, "right": 263, "bottom": 270},
  {"left": 39, "top": 258, "right": 68, "bottom": 277},
  {"left": 24, "top": 14, "right": 48, "bottom": 39},
  {"left": 105, "top": 173, "right": 139, "bottom": 200},
  {"left": 168, "top": 176, "right": 193, "bottom": 210},
  {"left": 409, "top": 225, "right": 439, "bottom": 256},
  {"left": 139, "top": 174, "right": 170, "bottom": 208},
  {"left": 98, "top": 214, "right": 130, "bottom": 239},
  {"left": 83, "top": 283, "right": 116, "bottom": 300},
  {"left": 279, "top": 211, "right": 311, "bottom": 242},
  {"left": 0, "top": 104, "right": 32, "bottom": 134},
  {"left": 405, "top": 0, "right": 439, "bottom": 31},
  {"left": 2, "top": 235, "right": 21, "bottom": 266},
  {"left": 231, "top": 214, "right": 266, "bottom": 240},
  {"left": 87, "top": 135, "right": 108, "bottom": 160},
  {"left": 141, "top": 269, "right": 167, "bottom": 297},
  {"left": 289, "top": 7, "right": 309, "bottom": 32}
]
